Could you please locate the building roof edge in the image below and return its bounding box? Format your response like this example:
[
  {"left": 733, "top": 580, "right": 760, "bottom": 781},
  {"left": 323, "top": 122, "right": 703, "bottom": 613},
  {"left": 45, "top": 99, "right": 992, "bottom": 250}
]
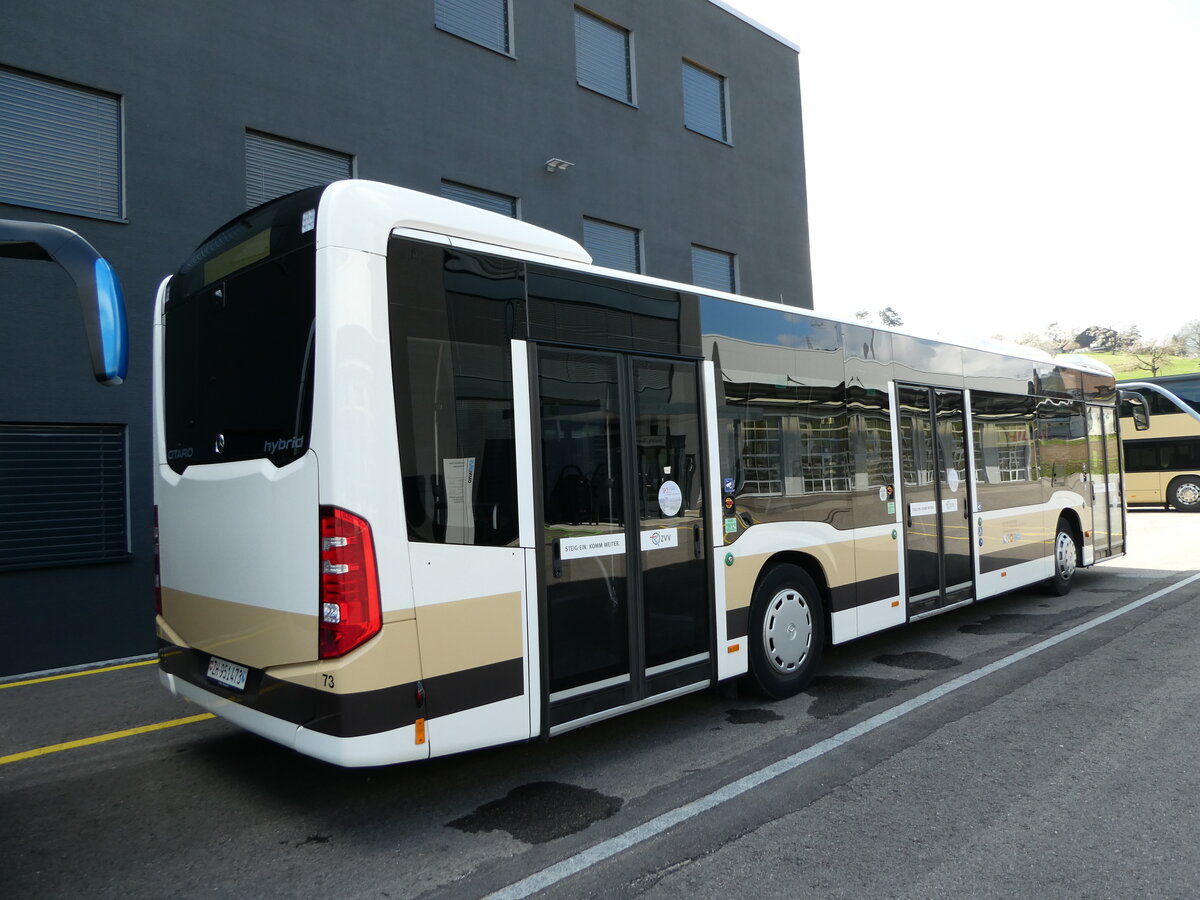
[{"left": 704, "top": 1, "right": 801, "bottom": 53}]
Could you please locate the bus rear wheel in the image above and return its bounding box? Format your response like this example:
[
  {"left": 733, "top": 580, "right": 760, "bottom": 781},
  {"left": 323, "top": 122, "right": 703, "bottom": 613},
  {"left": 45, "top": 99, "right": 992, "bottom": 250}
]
[
  {"left": 1044, "top": 518, "right": 1077, "bottom": 596},
  {"left": 1167, "top": 476, "right": 1200, "bottom": 512},
  {"left": 746, "top": 564, "right": 826, "bottom": 699}
]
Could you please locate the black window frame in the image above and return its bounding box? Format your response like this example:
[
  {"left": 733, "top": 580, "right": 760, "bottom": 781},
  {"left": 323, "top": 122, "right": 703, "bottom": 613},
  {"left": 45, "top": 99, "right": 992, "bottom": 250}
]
[
  {"left": 582, "top": 216, "right": 643, "bottom": 274},
  {"left": 0, "top": 66, "right": 124, "bottom": 221},
  {"left": 682, "top": 59, "right": 730, "bottom": 144},
  {"left": 244, "top": 130, "right": 354, "bottom": 210},
  {"left": 434, "top": 0, "right": 513, "bottom": 56},
  {"left": 690, "top": 244, "right": 737, "bottom": 293},
  {"left": 0, "top": 423, "right": 130, "bottom": 571},
  {"left": 440, "top": 180, "right": 519, "bottom": 218},
  {"left": 574, "top": 7, "right": 634, "bottom": 105}
]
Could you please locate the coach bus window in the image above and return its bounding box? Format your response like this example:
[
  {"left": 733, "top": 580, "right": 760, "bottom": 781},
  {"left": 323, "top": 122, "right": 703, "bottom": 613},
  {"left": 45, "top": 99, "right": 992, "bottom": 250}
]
[
  {"left": 387, "top": 238, "right": 523, "bottom": 546},
  {"left": 972, "top": 391, "right": 1041, "bottom": 509},
  {"left": 1036, "top": 398, "right": 1088, "bottom": 490},
  {"left": 703, "top": 302, "right": 851, "bottom": 529}
]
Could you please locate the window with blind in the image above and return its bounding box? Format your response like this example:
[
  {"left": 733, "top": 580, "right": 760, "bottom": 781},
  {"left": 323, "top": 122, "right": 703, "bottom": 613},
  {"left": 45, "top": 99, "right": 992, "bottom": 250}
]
[
  {"left": 575, "top": 8, "right": 633, "bottom": 104},
  {"left": 0, "top": 67, "right": 123, "bottom": 220},
  {"left": 691, "top": 245, "right": 736, "bottom": 293},
  {"left": 435, "top": 0, "right": 511, "bottom": 54},
  {"left": 0, "top": 424, "right": 129, "bottom": 570},
  {"left": 583, "top": 217, "right": 641, "bottom": 273},
  {"left": 682, "top": 60, "right": 729, "bottom": 142},
  {"left": 440, "top": 180, "right": 518, "bottom": 217},
  {"left": 245, "top": 131, "right": 353, "bottom": 209}
]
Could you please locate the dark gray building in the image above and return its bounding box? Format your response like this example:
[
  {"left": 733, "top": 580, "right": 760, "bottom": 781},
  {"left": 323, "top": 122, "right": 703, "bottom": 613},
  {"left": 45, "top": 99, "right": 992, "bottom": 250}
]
[{"left": 0, "top": 0, "right": 811, "bottom": 676}]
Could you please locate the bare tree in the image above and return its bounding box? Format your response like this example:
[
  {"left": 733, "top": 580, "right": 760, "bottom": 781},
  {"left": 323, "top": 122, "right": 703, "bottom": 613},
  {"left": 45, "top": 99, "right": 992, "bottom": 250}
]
[
  {"left": 854, "top": 308, "right": 903, "bottom": 327},
  {"left": 1115, "top": 325, "right": 1142, "bottom": 352},
  {"left": 1043, "top": 322, "right": 1076, "bottom": 353},
  {"left": 1172, "top": 319, "right": 1200, "bottom": 357},
  {"left": 1129, "top": 340, "right": 1182, "bottom": 377}
]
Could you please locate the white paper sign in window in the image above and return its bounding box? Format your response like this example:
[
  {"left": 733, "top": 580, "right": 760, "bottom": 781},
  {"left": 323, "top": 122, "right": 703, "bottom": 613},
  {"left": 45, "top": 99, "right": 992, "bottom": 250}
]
[
  {"left": 559, "top": 533, "right": 626, "bottom": 560},
  {"left": 658, "top": 480, "right": 683, "bottom": 517},
  {"left": 640, "top": 528, "right": 679, "bottom": 551}
]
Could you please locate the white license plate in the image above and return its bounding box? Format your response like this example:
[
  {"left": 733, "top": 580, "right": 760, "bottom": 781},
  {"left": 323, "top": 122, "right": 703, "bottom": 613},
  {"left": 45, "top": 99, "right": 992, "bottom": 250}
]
[{"left": 206, "top": 656, "right": 248, "bottom": 691}]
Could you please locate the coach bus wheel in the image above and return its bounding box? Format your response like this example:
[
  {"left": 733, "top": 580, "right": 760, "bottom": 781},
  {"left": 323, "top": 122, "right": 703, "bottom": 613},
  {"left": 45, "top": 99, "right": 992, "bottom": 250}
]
[
  {"left": 1044, "top": 518, "right": 1077, "bottom": 596},
  {"left": 1167, "top": 475, "right": 1200, "bottom": 512},
  {"left": 747, "top": 564, "right": 826, "bottom": 699}
]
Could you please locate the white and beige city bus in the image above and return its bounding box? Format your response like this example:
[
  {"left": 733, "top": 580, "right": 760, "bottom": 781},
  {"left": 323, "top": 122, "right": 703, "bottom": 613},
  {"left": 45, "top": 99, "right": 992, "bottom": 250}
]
[{"left": 154, "top": 180, "right": 1137, "bottom": 766}]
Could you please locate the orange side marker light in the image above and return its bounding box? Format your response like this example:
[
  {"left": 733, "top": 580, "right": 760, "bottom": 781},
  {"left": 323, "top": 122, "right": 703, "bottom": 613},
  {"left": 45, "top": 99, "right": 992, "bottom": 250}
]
[
  {"left": 727, "top": 643, "right": 740, "bottom": 653},
  {"left": 415, "top": 718, "right": 426, "bottom": 745}
]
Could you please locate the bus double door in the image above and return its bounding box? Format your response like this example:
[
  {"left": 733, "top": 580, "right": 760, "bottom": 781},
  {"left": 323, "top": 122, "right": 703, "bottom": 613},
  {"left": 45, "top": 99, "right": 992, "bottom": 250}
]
[
  {"left": 535, "top": 346, "right": 711, "bottom": 730},
  {"left": 898, "top": 385, "right": 975, "bottom": 616},
  {"left": 1087, "top": 405, "right": 1125, "bottom": 558}
]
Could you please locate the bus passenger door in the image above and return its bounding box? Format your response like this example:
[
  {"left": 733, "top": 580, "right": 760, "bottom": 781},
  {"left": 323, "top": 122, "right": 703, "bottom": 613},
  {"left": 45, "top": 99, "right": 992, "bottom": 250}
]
[
  {"left": 534, "top": 346, "right": 710, "bottom": 733},
  {"left": 1087, "top": 405, "right": 1124, "bottom": 558},
  {"left": 898, "top": 385, "right": 975, "bottom": 617}
]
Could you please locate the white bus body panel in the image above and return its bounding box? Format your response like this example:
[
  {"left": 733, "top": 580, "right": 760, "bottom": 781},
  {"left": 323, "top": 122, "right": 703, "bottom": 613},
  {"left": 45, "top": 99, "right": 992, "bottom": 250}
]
[
  {"left": 158, "top": 455, "right": 319, "bottom": 624},
  {"left": 311, "top": 244, "right": 415, "bottom": 617},
  {"left": 408, "top": 544, "right": 533, "bottom": 755}
]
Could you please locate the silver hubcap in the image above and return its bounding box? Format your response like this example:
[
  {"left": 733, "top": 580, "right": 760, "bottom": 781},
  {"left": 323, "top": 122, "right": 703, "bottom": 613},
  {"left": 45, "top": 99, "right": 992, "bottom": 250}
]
[
  {"left": 762, "top": 587, "right": 813, "bottom": 673},
  {"left": 1175, "top": 482, "right": 1200, "bottom": 507},
  {"left": 1056, "top": 531, "right": 1076, "bottom": 581}
]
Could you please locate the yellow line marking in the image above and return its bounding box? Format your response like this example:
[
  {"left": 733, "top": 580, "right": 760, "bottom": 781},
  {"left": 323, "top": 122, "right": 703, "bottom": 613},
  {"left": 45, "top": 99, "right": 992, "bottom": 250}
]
[
  {"left": 0, "top": 713, "right": 215, "bottom": 766},
  {"left": 0, "top": 659, "right": 157, "bottom": 690}
]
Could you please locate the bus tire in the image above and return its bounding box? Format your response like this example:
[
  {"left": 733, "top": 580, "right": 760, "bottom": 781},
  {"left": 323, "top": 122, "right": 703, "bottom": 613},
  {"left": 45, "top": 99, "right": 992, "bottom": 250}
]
[
  {"left": 747, "top": 564, "right": 825, "bottom": 699},
  {"left": 1167, "top": 475, "right": 1200, "bottom": 512},
  {"left": 1044, "top": 517, "right": 1077, "bottom": 596}
]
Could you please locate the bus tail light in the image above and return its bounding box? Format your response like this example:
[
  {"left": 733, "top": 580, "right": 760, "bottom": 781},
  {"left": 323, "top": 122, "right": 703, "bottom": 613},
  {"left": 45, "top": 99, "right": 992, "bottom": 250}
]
[
  {"left": 153, "top": 505, "right": 162, "bottom": 616},
  {"left": 319, "top": 506, "right": 381, "bottom": 659}
]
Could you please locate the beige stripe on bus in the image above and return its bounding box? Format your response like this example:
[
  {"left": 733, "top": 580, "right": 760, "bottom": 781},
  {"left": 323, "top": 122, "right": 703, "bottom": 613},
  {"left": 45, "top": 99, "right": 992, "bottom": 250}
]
[
  {"left": 415, "top": 591, "right": 523, "bottom": 679},
  {"left": 723, "top": 536, "right": 858, "bottom": 613},
  {"left": 160, "top": 588, "right": 314, "bottom": 671}
]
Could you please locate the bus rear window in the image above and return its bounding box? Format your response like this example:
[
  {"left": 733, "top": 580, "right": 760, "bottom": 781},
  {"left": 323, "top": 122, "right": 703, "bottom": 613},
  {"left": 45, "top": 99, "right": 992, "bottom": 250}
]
[{"left": 163, "top": 246, "right": 315, "bottom": 472}]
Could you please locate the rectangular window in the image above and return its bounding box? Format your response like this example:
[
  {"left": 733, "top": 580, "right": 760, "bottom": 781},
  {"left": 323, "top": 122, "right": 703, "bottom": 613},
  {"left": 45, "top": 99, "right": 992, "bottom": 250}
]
[
  {"left": 387, "top": 237, "right": 523, "bottom": 546},
  {"left": 164, "top": 189, "right": 320, "bottom": 473},
  {"left": 972, "top": 392, "right": 1037, "bottom": 486},
  {"left": 682, "top": 60, "right": 728, "bottom": 142},
  {"left": 691, "top": 245, "right": 736, "bottom": 293},
  {"left": 1123, "top": 437, "right": 1200, "bottom": 473},
  {"left": 0, "top": 424, "right": 129, "bottom": 570},
  {"left": 440, "top": 180, "right": 518, "bottom": 217},
  {"left": 741, "top": 419, "right": 783, "bottom": 495},
  {"left": 0, "top": 67, "right": 122, "bottom": 220},
  {"left": 245, "top": 131, "right": 353, "bottom": 209},
  {"left": 575, "top": 8, "right": 633, "bottom": 104},
  {"left": 435, "top": 0, "right": 511, "bottom": 54},
  {"left": 583, "top": 217, "right": 641, "bottom": 273}
]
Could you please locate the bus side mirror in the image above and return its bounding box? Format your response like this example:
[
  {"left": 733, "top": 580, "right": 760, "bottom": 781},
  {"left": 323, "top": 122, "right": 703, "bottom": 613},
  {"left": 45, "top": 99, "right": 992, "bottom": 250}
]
[
  {"left": 0, "top": 219, "right": 128, "bottom": 385},
  {"left": 1119, "top": 390, "right": 1150, "bottom": 432}
]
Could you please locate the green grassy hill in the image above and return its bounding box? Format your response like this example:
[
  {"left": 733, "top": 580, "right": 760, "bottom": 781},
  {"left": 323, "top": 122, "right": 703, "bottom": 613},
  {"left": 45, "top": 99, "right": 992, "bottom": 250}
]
[{"left": 1075, "top": 351, "right": 1200, "bottom": 381}]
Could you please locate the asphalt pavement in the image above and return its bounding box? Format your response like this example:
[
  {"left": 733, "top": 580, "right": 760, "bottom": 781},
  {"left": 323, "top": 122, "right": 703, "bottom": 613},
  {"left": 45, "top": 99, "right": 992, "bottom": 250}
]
[{"left": 2, "top": 509, "right": 1197, "bottom": 899}]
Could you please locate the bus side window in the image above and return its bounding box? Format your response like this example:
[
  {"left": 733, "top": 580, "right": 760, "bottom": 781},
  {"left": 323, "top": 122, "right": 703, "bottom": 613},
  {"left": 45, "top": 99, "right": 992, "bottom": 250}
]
[{"left": 387, "top": 237, "right": 524, "bottom": 547}]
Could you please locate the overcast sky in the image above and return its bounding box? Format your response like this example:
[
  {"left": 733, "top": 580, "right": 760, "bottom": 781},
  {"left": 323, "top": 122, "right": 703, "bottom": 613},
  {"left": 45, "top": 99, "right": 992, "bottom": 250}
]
[{"left": 722, "top": 0, "right": 1200, "bottom": 343}]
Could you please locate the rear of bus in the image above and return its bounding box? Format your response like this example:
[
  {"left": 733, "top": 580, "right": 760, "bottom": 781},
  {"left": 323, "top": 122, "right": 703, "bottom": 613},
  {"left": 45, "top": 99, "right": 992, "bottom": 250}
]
[{"left": 153, "top": 186, "right": 425, "bottom": 766}]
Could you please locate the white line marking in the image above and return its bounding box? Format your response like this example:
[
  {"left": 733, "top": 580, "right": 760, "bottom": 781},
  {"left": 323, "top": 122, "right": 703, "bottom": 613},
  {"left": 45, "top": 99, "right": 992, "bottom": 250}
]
[{"left": 487, "top": 572, "right": 1200, "bottom": 899}]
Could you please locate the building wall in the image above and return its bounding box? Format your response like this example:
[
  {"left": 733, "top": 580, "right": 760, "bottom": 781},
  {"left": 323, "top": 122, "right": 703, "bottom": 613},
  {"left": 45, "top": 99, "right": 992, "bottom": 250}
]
[{"left": 0, "top": 0, "right": 811, "bottom": 675}]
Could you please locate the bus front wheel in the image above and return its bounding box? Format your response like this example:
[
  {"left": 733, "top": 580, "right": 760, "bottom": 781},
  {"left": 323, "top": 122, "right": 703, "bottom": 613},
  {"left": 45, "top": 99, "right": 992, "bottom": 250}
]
[
  {"left": 746, "top": 564, "right": 826, "bottom": 699},
  {"left": 1167, "top": 475, "right": 1200, "bottom": 512},
  {"left": 1044, "top": 518, "right": 1077, "bottom": 596}
]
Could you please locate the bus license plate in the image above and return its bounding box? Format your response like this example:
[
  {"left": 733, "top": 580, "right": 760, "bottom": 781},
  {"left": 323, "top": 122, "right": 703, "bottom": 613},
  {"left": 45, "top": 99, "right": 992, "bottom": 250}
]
[{"left": 206, "top": 656, "right": 248, "bottom": 691}]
